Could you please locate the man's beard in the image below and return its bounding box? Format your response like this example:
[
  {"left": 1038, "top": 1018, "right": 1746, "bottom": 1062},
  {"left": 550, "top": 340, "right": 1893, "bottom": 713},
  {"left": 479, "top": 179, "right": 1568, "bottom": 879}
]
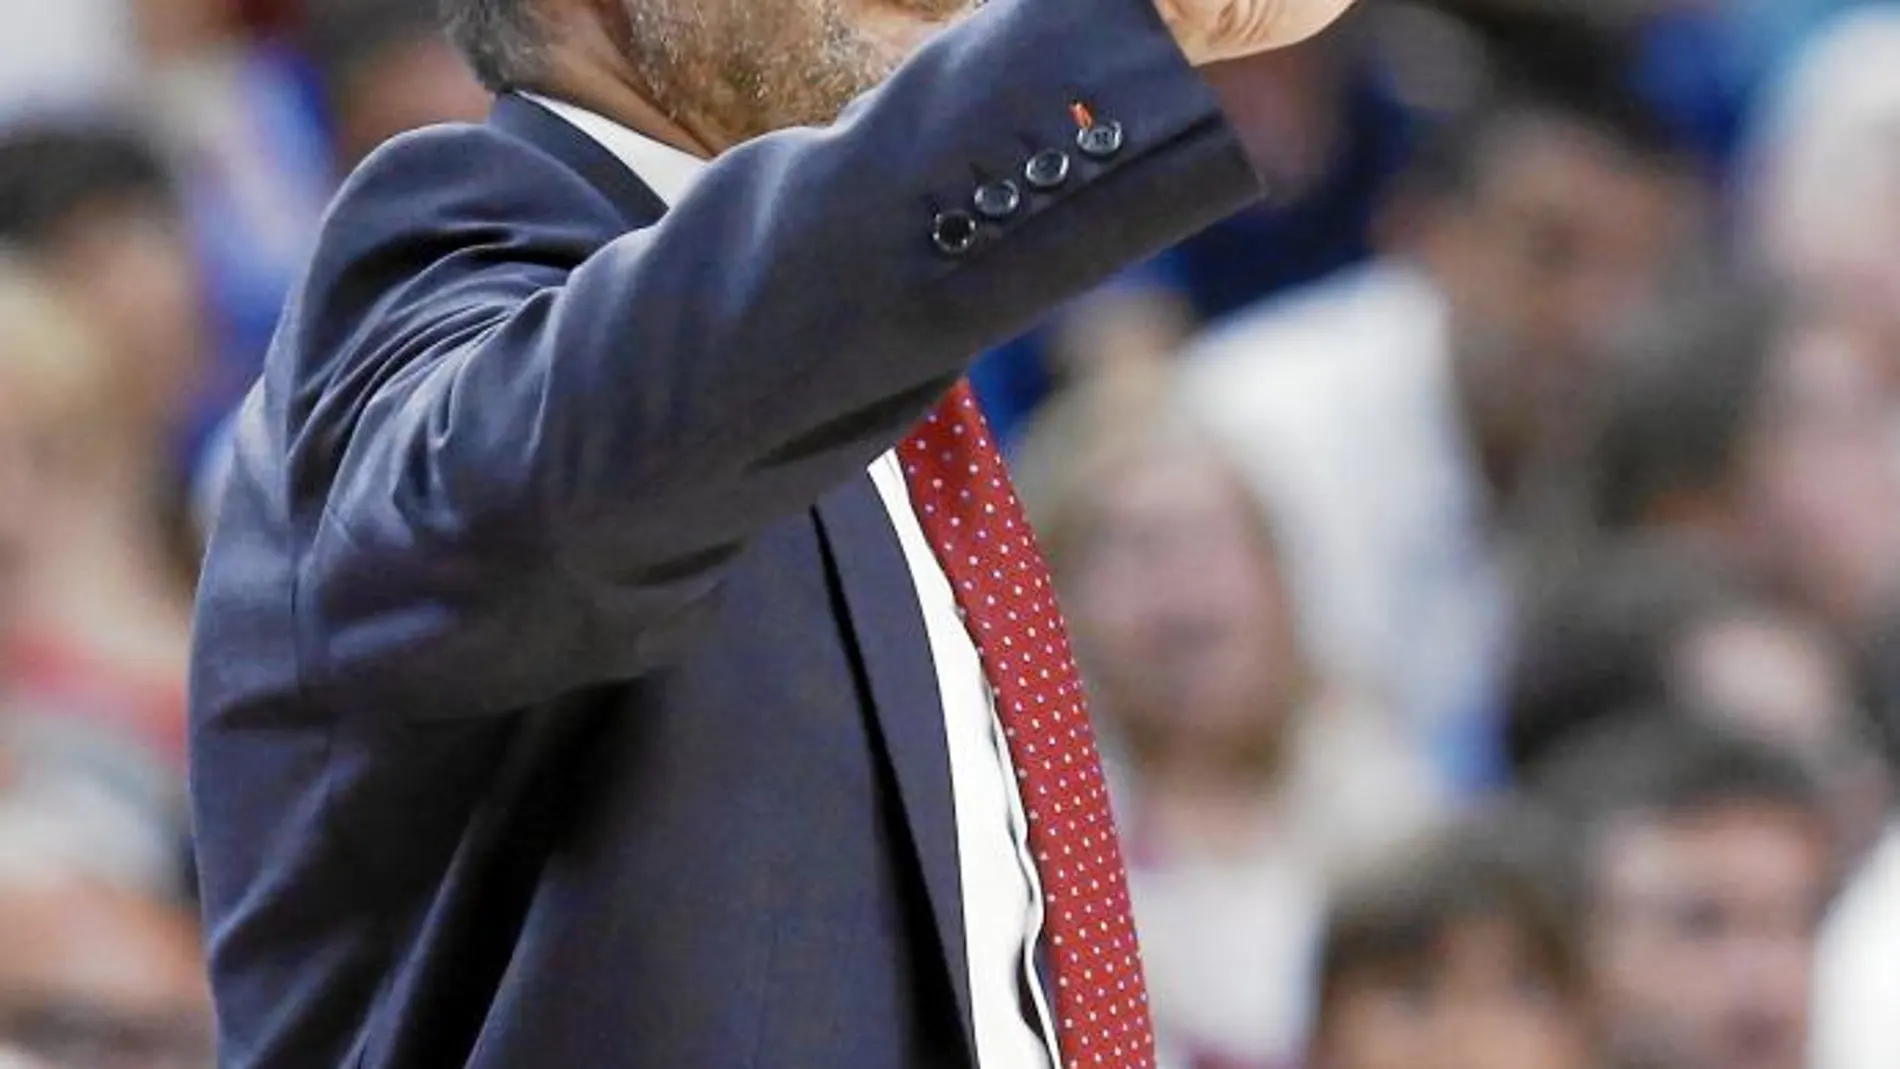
[{"left": 616, "top": 0, "right": 907, "bottom": 146}]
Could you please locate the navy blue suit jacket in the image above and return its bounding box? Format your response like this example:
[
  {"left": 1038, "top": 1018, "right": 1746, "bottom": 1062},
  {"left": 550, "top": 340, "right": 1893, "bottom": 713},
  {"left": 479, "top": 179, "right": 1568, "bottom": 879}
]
[{"left": 189, "top": 0, "right": 1259, "bottom": 1064}]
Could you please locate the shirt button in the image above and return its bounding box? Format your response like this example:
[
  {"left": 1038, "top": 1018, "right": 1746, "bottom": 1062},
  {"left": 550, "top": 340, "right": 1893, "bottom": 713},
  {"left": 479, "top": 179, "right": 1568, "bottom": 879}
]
[
  {"left": 973, "top": 179, "right": 1023, "bottom": 220},
  {"left": 1075, "top": 119, "right": 1124, "bottom": 160},
  {"left": 1023, "top": 149, "right": 1071, "bottom": 191},
  {"left": 931, "top": 209, "right": 980, "bottom": 256}
]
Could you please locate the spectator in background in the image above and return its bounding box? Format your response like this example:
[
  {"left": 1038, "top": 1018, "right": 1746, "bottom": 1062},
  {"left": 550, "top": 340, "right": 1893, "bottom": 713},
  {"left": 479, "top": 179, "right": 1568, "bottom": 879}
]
[
  {"left": 130, "top": 0, "right": 331, "bottom": 465},
  {"left": 190, "top": 2, "right": 501, "bottom": 534},
  {"left": 1507, "top": 540, "right": 1890, "bottom": 858},
  {"left": 1536, "top": 715, "right": 1835, "bottom": 1069},
  {"left": 1583, "top": 283, "right": 1900, "bottom": 645},
  {"left": 0, "top": 0, "right": 139, "bottom": 118},
  {"left": 1161, "top": 14, "right": 1427, "bottom": 327},
  {"left": 0, "top": 259, "right": 194, "bottom": 765},
  {"left": 0, "top": 709, "right": 193, "bottom": 912},
  {"left": 0, "top": 123, "right": 209, "bottom": 462},
  {"left": 1424, "top": 0, "right": 1743, "bottom": 170},
  {"left": 972, "top": 7, "right": 1427, "bottom": 449},
  {"left": 1746, "top": 6, "right": 1900, "bottom": 377},
  {"left": 0, "top": 301, "right": 45, "bottom": 657},
  {"left": 0, "top": 121, "right": 210, "bottom": 567},
  {"left": 1020, "top": 366, "right": 1443, "bottom": 1069},
  {"left": 1761, "top": 50, "right": 1900, "bottom": 1033},
  {"left": 1813, "top": 768, "right": 1900, "bottom": 1069},
  {"left": 1309, "top": 809, "right": 1596, "bottom": 1069},
  {"left": 1179, "top": 80, "right": 1699, "bottom": 792},
  {"left": 300, "top": 0, "right": 489, "bottom": 172},
  {"left": 0, "top": 800, "right": 209, "bottom": 1069},
  {"left": 969, "top": 270, "right": 1197, "bottom": 454}
]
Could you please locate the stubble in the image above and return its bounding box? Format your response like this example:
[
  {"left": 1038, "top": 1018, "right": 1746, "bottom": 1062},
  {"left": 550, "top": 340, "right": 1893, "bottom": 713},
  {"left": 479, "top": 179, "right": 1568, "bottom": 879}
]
[{"left": 615, "top": 0, "right": 902, "bottom": 144}]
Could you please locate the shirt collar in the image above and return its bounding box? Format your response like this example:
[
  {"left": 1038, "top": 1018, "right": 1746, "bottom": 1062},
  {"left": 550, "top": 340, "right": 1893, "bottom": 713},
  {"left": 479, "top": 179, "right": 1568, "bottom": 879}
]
[{"left": 520, "top": 93, "right": 707, "bottom": 207}]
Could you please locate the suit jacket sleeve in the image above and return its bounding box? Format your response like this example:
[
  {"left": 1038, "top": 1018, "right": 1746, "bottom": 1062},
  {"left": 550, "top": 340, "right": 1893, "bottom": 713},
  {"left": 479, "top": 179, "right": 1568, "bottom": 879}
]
[{"left": 281, "top": 0, "right": 1262, "bottom": 716}]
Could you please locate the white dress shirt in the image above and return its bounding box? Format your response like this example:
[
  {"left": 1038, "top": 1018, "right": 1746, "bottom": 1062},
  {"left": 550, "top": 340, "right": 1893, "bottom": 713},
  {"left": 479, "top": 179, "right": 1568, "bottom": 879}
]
[{"left": 525, "top": 95, "right": 1059, "bottom": 1068}]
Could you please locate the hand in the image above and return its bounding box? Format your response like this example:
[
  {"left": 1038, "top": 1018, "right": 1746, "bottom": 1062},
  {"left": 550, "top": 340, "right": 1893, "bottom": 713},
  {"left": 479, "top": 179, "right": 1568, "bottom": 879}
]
[{"left": 1152, "top": 0, "right": 1360, "bottom": 65}]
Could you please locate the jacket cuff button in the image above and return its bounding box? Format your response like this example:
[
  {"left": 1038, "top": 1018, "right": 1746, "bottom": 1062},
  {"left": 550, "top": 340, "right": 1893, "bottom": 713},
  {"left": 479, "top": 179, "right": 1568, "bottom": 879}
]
[
  {"left": 973, "top": 179, "right": 1023, "bottom": 220},
  {"left": 931, "top": 210, "right": 980, "bottom": 256},
  {"left": 1076, "top": 119, "right": 1125, "bottom": 160},
  {"left": 1023, "top": 149, "right": 1071, "bottom": 191}
]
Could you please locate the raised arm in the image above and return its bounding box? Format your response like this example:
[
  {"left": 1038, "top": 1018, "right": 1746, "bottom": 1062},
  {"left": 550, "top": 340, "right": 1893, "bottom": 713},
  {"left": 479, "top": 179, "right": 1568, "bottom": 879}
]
[{"left": 276, "top": 0, "right": 1267, "bottom": 715}]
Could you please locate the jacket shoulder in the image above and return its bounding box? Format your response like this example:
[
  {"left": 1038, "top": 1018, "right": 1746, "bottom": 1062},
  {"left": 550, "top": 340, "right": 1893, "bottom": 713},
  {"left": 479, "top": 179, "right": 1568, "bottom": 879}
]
[
  {"left": 318, "top": 121, "right": 629, "bottom": 259},
  {"left": 286, "top": 118, "right": 629, "bottom": 378},
  {"left": 272, "top": 121, "right": 627, "bottom": 490}
]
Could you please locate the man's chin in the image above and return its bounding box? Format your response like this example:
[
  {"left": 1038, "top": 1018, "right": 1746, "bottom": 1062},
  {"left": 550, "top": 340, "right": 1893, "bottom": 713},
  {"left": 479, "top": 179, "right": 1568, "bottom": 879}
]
[
  {"left": 856, "top": 2, "right": 979, "bottom": 62},
  {"left": 876, "top": 0, "right": 980, "bottom": 21}
]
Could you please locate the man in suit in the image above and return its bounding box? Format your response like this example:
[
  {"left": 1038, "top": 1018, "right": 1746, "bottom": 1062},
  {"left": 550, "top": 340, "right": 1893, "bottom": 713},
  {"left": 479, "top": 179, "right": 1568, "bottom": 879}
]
[{"left": 188, "top": 0, "right": 1355, "bottom": 1065}]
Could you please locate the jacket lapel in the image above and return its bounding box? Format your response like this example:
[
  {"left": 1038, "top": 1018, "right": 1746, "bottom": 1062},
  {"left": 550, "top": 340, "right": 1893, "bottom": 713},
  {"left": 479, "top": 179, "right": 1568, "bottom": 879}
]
[
  {"left": 814, "top": 479, "right": 976, "bottom": 1054},
  {"left": 488, "top": 94, "right": 670, "bottom": 227}
]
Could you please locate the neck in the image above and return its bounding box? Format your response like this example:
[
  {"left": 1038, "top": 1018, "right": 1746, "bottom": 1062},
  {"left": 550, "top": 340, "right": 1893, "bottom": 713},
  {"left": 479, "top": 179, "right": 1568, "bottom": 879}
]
[
  {"left": 535, "top": 22, "right": 724, "bottom": 157},
  {"left": 1138, "top": 766, "right": 1287, "bottom": 863},
  {"left": 1125, "top": 717, "right": 1294, "bottom": 861},
  {"left": 1134, "top": 733, "right": 1290, "bottom": 795}
]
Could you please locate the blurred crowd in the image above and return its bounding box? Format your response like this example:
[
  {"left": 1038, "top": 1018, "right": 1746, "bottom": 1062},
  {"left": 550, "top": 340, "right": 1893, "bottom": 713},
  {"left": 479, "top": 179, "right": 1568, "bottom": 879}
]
[{"left": 0, "top": 1, "right": 1898, "bottom": 1068}]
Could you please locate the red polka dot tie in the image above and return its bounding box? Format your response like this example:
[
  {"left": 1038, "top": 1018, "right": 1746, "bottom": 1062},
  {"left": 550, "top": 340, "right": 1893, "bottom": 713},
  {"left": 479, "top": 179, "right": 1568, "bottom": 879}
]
[{"left": 900, "top": 381, "right": 1156, "bottom": 1069}]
